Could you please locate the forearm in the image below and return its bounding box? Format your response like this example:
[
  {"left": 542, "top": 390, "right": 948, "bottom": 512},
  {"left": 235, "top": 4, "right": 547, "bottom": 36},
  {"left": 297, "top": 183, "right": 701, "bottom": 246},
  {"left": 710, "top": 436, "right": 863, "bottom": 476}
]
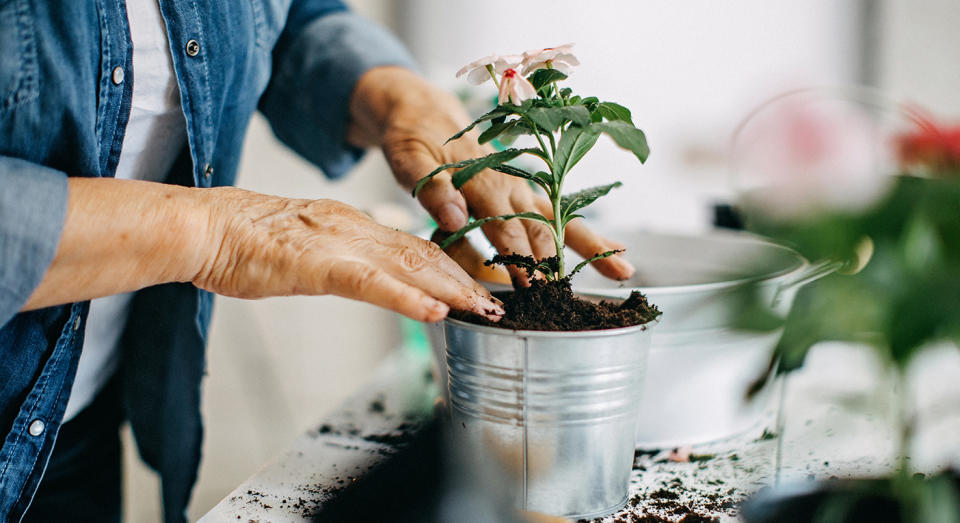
[{"left": 22, "top": 178, "right": 214, "bottom": 310}]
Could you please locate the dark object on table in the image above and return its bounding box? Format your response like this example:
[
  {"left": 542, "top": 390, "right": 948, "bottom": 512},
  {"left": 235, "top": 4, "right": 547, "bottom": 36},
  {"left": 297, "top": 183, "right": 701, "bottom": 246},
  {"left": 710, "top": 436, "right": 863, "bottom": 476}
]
[
  {"left": 741, "top": 470, "right": 960, "bottom": 523},
  {"left": 313, "top": 419, "right": 525, "bottom": 523},
  {"left": 712, "top": 203, "right": 745, "bottom": 230}
]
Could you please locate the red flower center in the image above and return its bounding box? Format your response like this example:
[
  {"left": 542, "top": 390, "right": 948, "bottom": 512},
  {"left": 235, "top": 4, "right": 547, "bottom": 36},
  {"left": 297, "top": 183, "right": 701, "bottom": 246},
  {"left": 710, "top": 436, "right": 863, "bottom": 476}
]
[{"left": 503, "top": 68, "right": 518, "bottom": 78}]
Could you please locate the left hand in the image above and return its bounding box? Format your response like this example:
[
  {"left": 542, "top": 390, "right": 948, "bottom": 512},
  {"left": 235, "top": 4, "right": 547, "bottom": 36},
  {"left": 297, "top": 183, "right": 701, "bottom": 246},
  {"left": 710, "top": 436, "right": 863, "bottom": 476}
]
[{"left": 348, "top": 67, "right": 635, "bottom": 286}]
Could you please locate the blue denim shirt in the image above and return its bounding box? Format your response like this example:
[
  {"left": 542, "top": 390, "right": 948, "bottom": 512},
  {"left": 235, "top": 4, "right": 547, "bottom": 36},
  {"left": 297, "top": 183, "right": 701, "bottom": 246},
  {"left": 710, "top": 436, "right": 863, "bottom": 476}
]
[{"left": 0, "top": 1, "right": 414, "bottom": 521}]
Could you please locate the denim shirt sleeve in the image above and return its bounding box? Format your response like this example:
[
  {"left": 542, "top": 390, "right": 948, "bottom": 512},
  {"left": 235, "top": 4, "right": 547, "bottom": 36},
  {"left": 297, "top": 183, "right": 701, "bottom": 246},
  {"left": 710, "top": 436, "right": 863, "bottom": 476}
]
[
  {"left": 0, "top": 158, "right": 68, "bottom": 326},
  {"left": 258, "top": 10, "right": 418, "bottom": 179}
]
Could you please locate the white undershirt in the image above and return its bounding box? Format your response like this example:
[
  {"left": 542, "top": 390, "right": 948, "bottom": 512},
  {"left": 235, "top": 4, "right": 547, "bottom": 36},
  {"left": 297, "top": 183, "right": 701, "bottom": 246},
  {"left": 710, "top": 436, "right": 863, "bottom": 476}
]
[{"left": 63, "top": 0, "right": 187, "bottom": 421}]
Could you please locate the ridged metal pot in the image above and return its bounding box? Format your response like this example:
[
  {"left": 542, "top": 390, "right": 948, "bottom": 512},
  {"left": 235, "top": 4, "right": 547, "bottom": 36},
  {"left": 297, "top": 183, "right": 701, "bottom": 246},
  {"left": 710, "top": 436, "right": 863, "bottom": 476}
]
[{"left": 440, "top": 308, "right": 654, "bottom": 519}]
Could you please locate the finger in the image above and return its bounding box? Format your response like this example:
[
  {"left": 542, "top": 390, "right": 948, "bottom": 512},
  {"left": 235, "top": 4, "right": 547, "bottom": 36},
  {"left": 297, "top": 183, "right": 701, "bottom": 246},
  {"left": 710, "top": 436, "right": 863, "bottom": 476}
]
[
  {"left": 433, "top": 232, "right": 512, "bottom": 285},
  {"left": 393, "top": 235, "right": 506, "bottom": 315},
  {"left": 387, "top": 246, "right": 505, "bottom": 321},
  {"left": 323, "top": 261, "right": 451, "bottom": 322},
  {"left": 417, "top": 173, "right": 469, "bottom": 231},
  {"left": 564, "top": 218, "right": 635, "bottom": 280},
  {"left": 389, "top": 146, "right": 469, "bottom": 231},
  {"left": 511, "top": 194, "right": 557, "bottom": 261},
  {"left": 477, "top": 203, "right": 537, "bottom": 287},
  {"left": 532, "top": 198, "right": 635, "bottom": 281}
]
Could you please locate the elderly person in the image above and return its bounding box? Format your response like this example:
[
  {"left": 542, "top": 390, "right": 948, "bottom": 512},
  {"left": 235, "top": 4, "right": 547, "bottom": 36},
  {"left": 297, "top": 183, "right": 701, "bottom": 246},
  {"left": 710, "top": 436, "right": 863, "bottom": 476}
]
[{"left": 0, "top": 1, "right": 633, "bottom": 521}]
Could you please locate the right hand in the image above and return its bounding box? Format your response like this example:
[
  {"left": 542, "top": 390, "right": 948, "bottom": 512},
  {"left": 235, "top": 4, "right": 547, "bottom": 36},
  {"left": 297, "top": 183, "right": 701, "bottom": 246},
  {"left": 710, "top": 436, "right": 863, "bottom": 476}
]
[{"left": 193, "top": 188, "right": 504, "bottom": 323}]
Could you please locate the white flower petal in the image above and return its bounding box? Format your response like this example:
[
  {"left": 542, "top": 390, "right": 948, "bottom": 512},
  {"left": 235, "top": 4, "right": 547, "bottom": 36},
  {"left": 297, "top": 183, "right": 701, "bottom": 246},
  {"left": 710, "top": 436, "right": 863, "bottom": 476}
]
[
  {"left": 466, "top": 67, "right": 491, "bottom": 85},
  {"left": 554, "top": 52, "right": 579, "bottom": 66},
  {"left": 520, "top": 60, "right": 545, "bottom": 75},
  {"left": 498, "top": 75, "right": 512, "bottom": 105},
  {"left": 493, "top": 54, "right": 523, "bottom": 74},
  {"left": 515, "top": 76, "right": 538, "bottom": 101},
  {"left": 550, "top": 62, "right": 574, "bottom": 75}
]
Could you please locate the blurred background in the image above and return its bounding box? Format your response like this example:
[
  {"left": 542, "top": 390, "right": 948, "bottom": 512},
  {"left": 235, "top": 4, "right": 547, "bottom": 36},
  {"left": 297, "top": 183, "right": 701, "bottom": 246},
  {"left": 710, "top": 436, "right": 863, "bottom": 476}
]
[{"left": 116, "top": 1, "right": 960, "bottom": 520}]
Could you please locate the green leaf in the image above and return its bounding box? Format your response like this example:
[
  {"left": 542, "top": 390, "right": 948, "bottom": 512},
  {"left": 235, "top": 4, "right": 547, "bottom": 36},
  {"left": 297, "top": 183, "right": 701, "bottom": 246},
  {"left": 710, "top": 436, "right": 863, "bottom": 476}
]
[
  {"left": 595, "top": 102, "right": 634, "bottom": 125},
  {"left": 445, "top": 106, "right": 513, "bottom": 144},
  {"left": 527, "top": 68, "right": 568, "bottom": 91},
  {"left": 478, "top": 119, "right": 520, "bottom": 144},
  {"left": 535, "top": 171, "right": 555, "bottom": 186},
  {"left": 451, "top": 148, "right": 543, "bottom": 189},
  {"left": 594, "top": 121, "right": 650, "bottom": 163},
  {"left": 438, "top": 212, "right": 552, "bottom": 249},
  {"left": 553, "top": 125, "right": 601, "bottom": 177},
  {"left": 526, "top": 106, "right": 591, "bottom": 133},
  {"left": 570, "top": 249, "right": 624, "bottom": 277},
  {"left": 560, "top": 182, "right": 623, "bottom": 219},
  {"left": 491, "top": 164, "right": 551, "bottom": 191},
  {"left": 580, "top": 97, "right": 599, "bottom": 111},
  {"left": 414, "top": 148, "right": 529, "bottom": 196}
]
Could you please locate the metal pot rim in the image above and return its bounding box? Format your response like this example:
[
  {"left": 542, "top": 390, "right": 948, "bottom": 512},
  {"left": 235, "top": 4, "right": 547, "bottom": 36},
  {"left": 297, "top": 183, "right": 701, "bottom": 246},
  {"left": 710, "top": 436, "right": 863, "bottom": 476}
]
[{"left": 577, "top": 235, "right": 810, "bottom": 296}]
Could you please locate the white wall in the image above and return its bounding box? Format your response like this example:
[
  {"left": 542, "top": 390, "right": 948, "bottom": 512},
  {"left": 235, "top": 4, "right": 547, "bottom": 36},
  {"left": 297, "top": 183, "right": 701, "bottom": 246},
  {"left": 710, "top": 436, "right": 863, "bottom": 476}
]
[{"left": 878, "top": 0, "right": 960, "bottom": 116}]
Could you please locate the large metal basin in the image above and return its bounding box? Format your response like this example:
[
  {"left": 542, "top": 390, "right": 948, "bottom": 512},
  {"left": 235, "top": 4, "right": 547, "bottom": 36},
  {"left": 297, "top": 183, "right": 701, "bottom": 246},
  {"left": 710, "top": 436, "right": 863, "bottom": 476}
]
[{"left": 571, "top": 229, "right": 827, "bottom": 447}]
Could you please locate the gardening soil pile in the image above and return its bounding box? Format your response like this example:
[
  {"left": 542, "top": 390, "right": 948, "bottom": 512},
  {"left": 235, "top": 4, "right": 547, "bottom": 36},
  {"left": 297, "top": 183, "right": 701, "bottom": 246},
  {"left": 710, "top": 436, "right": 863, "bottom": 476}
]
[{"left": 452, "top": 279, "right": 660, "bottom": 331}]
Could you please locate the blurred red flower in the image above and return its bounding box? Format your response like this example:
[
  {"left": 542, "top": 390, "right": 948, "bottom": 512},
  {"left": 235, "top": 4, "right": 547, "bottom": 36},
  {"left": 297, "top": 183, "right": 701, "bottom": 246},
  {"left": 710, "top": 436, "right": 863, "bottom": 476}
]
[{"left": 896, "top": 109, "right": 960, "bottom": 177}]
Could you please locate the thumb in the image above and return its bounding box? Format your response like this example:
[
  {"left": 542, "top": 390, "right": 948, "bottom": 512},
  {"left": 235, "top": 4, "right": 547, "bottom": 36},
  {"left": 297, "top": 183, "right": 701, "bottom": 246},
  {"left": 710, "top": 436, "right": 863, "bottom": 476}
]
[
  {"left": 417, "top": 171, "right": 469, "bottom": 231},
  {"left": 385, "top": 141, "right": 470, "bottom": 232}
]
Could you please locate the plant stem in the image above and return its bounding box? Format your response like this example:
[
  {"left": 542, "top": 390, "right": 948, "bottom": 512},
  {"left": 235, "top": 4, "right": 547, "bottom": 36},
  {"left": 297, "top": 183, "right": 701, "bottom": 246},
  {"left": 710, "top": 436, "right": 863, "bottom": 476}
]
[
  {"left": 553, "top": 194, "right": 565, "bottom": 279},
  {"left": 522, "top": 116, "right": 553, "bottom": 167}
]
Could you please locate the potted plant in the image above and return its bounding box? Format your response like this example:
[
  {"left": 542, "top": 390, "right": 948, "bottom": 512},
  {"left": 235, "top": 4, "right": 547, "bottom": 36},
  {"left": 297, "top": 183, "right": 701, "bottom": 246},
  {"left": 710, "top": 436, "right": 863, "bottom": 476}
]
[
  {"left": 415, "top": 44, "right": 660, "bottom": 519},
  {"left": 732, "top": 97, "right": 960, "bottom": 522}
]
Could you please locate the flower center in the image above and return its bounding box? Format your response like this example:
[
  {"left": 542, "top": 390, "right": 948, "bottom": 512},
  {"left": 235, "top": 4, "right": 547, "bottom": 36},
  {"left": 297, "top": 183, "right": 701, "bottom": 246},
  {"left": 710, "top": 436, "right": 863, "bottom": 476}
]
[{"left": 503, "top": 68, "right": 518, "bottom": 78}]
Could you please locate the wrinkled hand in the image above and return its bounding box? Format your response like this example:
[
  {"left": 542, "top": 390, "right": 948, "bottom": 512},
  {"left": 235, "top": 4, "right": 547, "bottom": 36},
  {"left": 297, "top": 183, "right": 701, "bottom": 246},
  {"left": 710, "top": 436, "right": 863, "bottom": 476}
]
[
  {"left": 193, "top": 188, "right": 504, "bottom": 322},
  {"left": 349, "top": 67, "right": 635, "bottom": 286}
]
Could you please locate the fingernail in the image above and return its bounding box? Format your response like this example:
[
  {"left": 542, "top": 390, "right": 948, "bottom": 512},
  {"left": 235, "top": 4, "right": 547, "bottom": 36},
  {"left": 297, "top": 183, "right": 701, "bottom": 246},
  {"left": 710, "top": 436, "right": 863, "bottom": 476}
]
[
  {"left": 422, "top": 296, "right": 449, "bottom": 317},
  {"left": 437, "top": 203, "right": 466, "bottom": 231},
  {"left": 490, "top": 296, "right": 505, "bottom": 307},
  {"left": 612, "top": 256, "right": 635, "bottom": 279},
  {"left": 483, "top": 299, "right": 505, "bottom": 317}
]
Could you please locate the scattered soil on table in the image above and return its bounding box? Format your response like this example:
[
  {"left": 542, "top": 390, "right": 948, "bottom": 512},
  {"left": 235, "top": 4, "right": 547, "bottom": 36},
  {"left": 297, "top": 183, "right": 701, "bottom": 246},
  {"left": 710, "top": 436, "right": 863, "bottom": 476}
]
[{"left": 451, "top": 278, "right": 660, "bottom": 331}]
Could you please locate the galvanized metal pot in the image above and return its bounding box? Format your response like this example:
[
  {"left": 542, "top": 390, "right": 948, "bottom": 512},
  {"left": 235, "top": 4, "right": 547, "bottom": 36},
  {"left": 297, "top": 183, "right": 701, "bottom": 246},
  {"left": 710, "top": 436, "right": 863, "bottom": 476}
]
[{"left": 440, "top": 311, "right": 653, "bottom": 519}]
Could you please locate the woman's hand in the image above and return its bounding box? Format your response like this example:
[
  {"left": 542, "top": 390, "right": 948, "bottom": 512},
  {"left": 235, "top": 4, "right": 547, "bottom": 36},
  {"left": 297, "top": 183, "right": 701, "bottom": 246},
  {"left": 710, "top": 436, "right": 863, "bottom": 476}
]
[
  {"left": 24, "top": 179, "right": 503, "bottom": 323},
  {"left": 347, "top": 67, "right": 635, "bottom": 286},
  {"left": 193, "top": 189, "right": 504, "bottom": 322}
]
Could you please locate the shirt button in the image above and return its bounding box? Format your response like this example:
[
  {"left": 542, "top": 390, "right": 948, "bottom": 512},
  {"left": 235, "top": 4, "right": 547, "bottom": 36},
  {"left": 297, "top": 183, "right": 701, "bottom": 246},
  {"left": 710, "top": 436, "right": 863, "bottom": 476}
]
[
  {"left": 203, "top": 164, "right": 213, "bottom": 178},
  {"left": 111, "top": 66, "right": 125, "bottom": 85},
  {"left": 185, "top": 39, "right": 200, "bottom": 57},
  {"left": 72, "top": 315, "right": 81, "bottom": 331},
  {"left": 28, "top": 419, "right": 45, "bottom": 437}
]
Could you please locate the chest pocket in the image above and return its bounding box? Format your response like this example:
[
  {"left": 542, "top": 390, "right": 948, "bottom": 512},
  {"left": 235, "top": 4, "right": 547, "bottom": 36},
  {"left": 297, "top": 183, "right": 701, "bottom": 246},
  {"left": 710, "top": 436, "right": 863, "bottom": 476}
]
[
  {"left": 0, "top": 0, "right": 39, "bottom": 115},
  {"left": 249, "top": 0, "right": 288, "bottom": 50}
]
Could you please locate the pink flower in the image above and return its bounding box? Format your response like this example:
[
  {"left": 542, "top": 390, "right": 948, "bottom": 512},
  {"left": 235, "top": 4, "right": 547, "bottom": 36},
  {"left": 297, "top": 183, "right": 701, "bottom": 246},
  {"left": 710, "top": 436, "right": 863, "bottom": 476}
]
[
  {"left": 456, "top": 54, "right": 523, "bottom": 85},
  {"left": 735, "top": 96, "right": 895, "bottom": 220},
  {"left": 498, "top": 68, "right": 537, "bottom": 106},
  {"left": 521, "top": 43, "right": 580, "bottom": 75}
]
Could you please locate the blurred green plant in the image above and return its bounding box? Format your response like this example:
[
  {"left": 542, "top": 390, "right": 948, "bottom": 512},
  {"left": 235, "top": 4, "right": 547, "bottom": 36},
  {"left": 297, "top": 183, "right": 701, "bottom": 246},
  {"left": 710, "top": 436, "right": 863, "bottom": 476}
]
[{"left": 739, "top": 114, "right": 960, "bottom": 522}]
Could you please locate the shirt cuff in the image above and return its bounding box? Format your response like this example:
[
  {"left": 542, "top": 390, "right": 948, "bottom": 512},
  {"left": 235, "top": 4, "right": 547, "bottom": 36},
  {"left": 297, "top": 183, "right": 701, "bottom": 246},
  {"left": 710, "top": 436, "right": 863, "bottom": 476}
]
[
  {"left": 259, "top": 11, "right": 418, "bottom": 179},
  {"left": 0, "top": 158, "right": 68, "bottom": 325}
]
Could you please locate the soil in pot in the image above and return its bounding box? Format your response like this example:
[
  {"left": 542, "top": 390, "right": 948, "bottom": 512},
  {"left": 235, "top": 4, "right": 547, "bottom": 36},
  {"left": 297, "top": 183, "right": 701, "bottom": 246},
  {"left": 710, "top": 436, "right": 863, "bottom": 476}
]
[{"left": 452, "top": 270, "right": 660, "bottom": 331}]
